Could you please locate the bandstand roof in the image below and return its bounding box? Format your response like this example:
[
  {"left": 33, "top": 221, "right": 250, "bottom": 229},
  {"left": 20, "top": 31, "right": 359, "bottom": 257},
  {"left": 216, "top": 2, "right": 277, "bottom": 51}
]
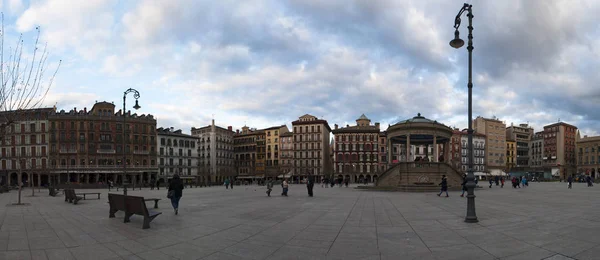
[{"left": 386, "top": 113, "right": 453, "bottom": 144}]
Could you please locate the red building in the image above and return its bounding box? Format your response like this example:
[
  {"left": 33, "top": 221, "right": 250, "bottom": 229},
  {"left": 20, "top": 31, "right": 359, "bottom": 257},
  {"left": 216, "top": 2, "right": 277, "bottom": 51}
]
[
  {"left": 49, "top": 102, "right": 157, "bottom": 186},
  {"left": 332, "top": 114, "right": 381, "bottom": 183}
]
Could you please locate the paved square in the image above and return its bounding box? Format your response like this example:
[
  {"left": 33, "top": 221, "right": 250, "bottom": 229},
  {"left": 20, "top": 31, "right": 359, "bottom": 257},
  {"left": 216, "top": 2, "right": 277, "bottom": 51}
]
[{"left": 1, "top": 182, "right": 599, "bottom": 260}]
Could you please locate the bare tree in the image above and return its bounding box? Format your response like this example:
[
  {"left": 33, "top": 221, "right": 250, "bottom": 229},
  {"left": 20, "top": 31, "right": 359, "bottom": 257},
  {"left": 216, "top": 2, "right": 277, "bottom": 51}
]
[{"left": 0, "top": 16, "right": 61, "bottom": 205}]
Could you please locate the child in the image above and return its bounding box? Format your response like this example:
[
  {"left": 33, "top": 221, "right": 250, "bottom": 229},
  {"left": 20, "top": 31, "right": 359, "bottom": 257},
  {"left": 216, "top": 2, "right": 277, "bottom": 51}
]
[{"left": 266, "top": 180, "right": 273, "bottom": 197}]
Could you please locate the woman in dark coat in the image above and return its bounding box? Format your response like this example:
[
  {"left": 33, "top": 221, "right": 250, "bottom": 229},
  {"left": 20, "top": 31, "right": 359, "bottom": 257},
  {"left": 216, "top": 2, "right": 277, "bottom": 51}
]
[
  {"left": 168, "top": 174, "right": 184, "bottom": 215},
  {"left": 437, "top": 175, "right": 449, "bottom": 197}
]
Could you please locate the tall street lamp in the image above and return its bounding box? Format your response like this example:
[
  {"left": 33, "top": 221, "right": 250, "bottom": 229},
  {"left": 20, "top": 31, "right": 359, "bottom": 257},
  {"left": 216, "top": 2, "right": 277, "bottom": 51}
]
[
  {"left": 123, "top": 88, "right": 141, "bottom": 196},
  {"left": 450, "top": 3, "right": 478, "bottom": 223}
]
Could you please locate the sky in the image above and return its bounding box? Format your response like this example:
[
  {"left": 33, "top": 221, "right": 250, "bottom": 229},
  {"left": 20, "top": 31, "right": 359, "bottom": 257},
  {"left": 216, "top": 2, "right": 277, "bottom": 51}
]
[{"left": 6, "top": 0, "right": 600, "bottom": 136}]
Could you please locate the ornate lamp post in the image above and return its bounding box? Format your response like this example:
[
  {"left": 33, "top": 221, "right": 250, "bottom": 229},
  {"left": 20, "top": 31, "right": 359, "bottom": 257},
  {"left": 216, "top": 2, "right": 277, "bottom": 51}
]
[
  {"left": 450, "top": 3, "right": 478, "bottom": 223},
  {"left": 123, "top": 88, "right": 141, "bottom": 195}
]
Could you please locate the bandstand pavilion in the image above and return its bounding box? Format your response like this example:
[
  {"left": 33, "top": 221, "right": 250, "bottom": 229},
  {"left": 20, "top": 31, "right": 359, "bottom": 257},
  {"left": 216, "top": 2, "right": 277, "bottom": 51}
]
[{"left": 377, "top": 113, "right": 463, "bottom": 191}]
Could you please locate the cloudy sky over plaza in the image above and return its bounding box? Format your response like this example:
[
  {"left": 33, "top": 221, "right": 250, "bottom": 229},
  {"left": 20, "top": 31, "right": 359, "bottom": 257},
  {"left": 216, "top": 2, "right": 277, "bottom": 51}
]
[{"left": 8, "top": 0, "right": 600, "bottom": 135}]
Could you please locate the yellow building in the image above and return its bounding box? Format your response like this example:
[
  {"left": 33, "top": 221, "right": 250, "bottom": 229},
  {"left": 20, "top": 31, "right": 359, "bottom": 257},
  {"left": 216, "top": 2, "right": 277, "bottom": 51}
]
[
  {"left": 263, "top": 125, "right": 290, "bottom": 178},
  {"left": 506, "top": 138, "right": 516, "bottom": 171}
]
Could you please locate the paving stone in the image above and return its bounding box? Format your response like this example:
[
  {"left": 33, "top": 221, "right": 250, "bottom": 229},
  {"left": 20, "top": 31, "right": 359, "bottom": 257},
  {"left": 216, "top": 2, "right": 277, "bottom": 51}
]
[{"left": 0, "top": 183, "right": 598, "bottom": 260}]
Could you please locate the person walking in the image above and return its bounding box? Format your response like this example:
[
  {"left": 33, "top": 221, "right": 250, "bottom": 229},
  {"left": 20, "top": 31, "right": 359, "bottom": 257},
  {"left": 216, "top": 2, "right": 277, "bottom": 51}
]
[
  {"left": 306, "top": 173, "right": 315, "bottom": 197},
  {"left": 266, "top": 179, "right": 273, "bottom": 197},
  {"left": 156, "top": 179, "right": 160, "bottom": 190},
  {"left": 168, "top": 174, "right": 184, "bottom": 215},
  {"left": 281, "top": 179, "right": 289, "bottom": 196},
  {"left": 521, "top": 176, "right": 527, "bottom": 188},
  {"left": 344, "top": 178, "right": 349, "bottom": 188},
  {"left": 567, "top": 175, "right": 573, "bottom": 189},
  {"left": 150, "top": 179, "right": 155, "bottom": 190},
  {"left": 586, "top": 176, "right": 593, "bottom": 187},
  {"left": 437, "top": 175, "right": 449, "bottom": 197},
  {"left": 460, "top": 174, "right": 467, "bottom": 197},
  {"left": 500, "top": 177, "right": 505, "bottom": 188},
  {"left": 108, "top": 180, "right": 113, "bottom": 191},
  {"left": 488, "top": 178, "right": 493, "bottom": 188},
  {"left": 230, "top": 179, "right": 234, "bottom": 189},
  {"left": 224, "top": 178, "right": 230, "bottom": 189}
]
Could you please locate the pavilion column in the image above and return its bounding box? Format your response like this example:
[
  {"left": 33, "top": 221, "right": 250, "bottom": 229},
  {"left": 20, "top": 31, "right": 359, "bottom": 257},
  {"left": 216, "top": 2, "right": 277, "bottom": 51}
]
[
  {"left": 433, "top": 136, "right": 438, "bottom": 162},
  {"left": 443, "top": 141, "right": 450, "bottom": 163},
  {"left": 387, "top": 138, "right": 392, "bottom": 164},
  {"left": 406, "top": 134, "right": 411, "bottom": 162}
]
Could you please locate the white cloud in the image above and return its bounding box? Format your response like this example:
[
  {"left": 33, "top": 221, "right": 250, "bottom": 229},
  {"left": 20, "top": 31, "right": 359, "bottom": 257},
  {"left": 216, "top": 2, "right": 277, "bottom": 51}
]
[{"left": 16, "top": 0, "right": 116, "bottom": 59}]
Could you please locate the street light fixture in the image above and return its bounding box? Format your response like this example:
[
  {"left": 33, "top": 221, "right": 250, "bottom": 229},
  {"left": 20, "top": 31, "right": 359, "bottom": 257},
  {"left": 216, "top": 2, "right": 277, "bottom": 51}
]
[
  {"left": 123, "top": 88, "right": 141, "bottom": 195},
  {"left": 450, "top": 3, "right": 478, "bottom": 223}
]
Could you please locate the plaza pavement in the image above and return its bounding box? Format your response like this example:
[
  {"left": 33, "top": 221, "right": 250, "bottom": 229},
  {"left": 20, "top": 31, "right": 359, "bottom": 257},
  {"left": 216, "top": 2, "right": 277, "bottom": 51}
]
[{"left": 0, "top": 182, "right": 599, "bottom": 260}]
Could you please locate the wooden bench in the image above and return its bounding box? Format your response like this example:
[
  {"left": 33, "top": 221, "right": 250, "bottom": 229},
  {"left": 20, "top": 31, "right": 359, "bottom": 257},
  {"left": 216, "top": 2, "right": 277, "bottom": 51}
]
[
  {"left": 76, "top": 192, "right": 101, "bottom": 200},
  {"left": 144, "top": 198, "right": 161, "bottom": 209},
  {"left": 64, "top": 189, "right": 83, "bottom": 204},
  {"left": 108, "top": 193, "right": 162, "bottom": 229}
]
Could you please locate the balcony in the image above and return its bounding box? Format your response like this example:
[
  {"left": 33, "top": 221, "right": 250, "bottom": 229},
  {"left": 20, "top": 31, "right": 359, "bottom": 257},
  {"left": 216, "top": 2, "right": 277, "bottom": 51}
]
[
  {"left": 59, "top": 149, "right": 78, "bottom": 154},
  {"left": 97, "top": 149, "right": 116, "bottom": 154},
  {"left": 133, "top": 150, "right": 150, "bottom": 155}
]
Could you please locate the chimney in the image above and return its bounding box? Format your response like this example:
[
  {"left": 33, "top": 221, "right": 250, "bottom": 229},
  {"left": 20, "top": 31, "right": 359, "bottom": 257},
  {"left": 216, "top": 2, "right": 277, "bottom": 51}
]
[
  {"left": 584, "top": 135, "right": 588, "bottom": 138},
  {"left": 84, "top": 107, "right": 87, "bottom": 113},
  {"left": 228, "top": 126, "right": 232, "bottom": 131},
  {"left": 334, "top": 124, "right": 338, "bottom": 129},
  {"left": 236, "top": 129, "right": 239, "bottom": 134},
  {"left": 212, "top": 119, "right": 215, "bottom": 126},
  {"left": 346, "top": 124, "right": 349, "bottom": 127},
  {"left": 74, "top": 107, "right": 77, "bottom": 112},
  {"left": 375, "top": 122, "right": 380, "bottom": 129}
]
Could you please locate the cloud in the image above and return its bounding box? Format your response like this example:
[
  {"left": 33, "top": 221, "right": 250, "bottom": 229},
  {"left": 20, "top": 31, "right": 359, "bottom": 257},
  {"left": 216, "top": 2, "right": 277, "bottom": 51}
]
[
  {"left": 16, "top": 0, "right": 116, "bottom": 59},
  {"left": 3, "top": 0, "right": 599, "bottom": 139}
]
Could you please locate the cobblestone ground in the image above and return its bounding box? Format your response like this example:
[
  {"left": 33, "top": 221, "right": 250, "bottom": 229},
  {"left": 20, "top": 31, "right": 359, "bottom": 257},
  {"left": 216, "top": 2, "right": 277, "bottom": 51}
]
[{"left": 0, "top": 182, "right": 599, "bottom": 260}]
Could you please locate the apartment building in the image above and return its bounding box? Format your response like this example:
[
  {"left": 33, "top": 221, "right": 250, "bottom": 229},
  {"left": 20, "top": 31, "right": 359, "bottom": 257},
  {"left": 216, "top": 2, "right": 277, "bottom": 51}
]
[
  {"left": 49, "top": 102, "right": 157, "bottom": 186},
  {"left": 332, "top": 114, "right": 381, "bottom": 183},
  {"left": 0, "top": 108, "right": 53, "bottom": 187},
  {"left": 264, "top": 125, "right": 290, "bottom": 178},
  {"left": 576, "top": 133, "right": 600, "bottom": 178},
  {"left": 157, "top": 127, "right": 199, "bottom": 184},
  {"left": 279, "top": 132, "right": 294, "bottom": 178},
  {"left": 473, "top": 116, "right": 506, "bottom": 175},
  {"left": 291, "top": 114, "right": 332, "bottom": 181},
  {"left": 191, "top": 120, "right": 234, "bottom": 183},
  {"left": 506, "top": 138, "right": 516, "bottom": 171},
  {"left": 529, "top": 131, "right": 545, "bottom": 172},
  {"left": 543, "top": 122, "right": 577, "bottom": 179},
  {"left": 450, "top": 129, "right": 486, "bottom": 176},
  {"left": 506, "top": 123, "right": 533, "bottom": 167},
  {"left": 233, "top": 126, "right": 260, "bottom": 178}
]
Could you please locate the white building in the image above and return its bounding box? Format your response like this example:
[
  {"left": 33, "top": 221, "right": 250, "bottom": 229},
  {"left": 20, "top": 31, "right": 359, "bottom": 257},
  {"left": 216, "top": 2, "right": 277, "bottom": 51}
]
[
  {"left": 191, "top": 120, "right": 235, "bottom": 183},
  {"left": 157, "top": 127, "right": 199, "bottom": 184}
]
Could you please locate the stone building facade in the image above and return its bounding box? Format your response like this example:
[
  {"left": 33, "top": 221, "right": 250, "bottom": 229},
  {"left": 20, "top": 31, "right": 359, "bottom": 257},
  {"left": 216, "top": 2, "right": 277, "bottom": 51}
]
[
  {"left": 506, "top": 138, "right": 516, "bottom": 171},
  {"left": 48, "top": 102, "right": 157, "bottom": 186},
  {"left": 473, "top": 116, "right": 506, "bottom": 175},
  {"left": 543, "top": 122, "right": 577, "bottom": 180},
  {"left": 291, "top": 114, "right": 332, "bottom": 181},
  {"left": 279, "top": 132, "right": 294, "bottom": 178},
  {"left": 576, "top": 134, "right": 600, "bottom": 178},
  {"left": 264, "top": 125, "right": 289, "bottom": 178},
  {"left": 450, "top": 129, "right": 486, "bottom": 176},
  {"left": 0, "top": 108, "right": 53, "bottom": 187},
  {"left": 157, "top": 127, "right": 199, "bottom": 184},
  {"left": 529, "top": 131, "right": 545, "bottom": 171},
  {"left": 192, "top": 120, "right": 234, "bottom": 183},
  {"left": 506, "top": 123, "right": 533, "bottom": 167},
  {"left": 233, "top": 126, "right": 260, "bottom": 178},
  {"left": 332, "top": 114, "right": 381, "bottom": 183}
]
